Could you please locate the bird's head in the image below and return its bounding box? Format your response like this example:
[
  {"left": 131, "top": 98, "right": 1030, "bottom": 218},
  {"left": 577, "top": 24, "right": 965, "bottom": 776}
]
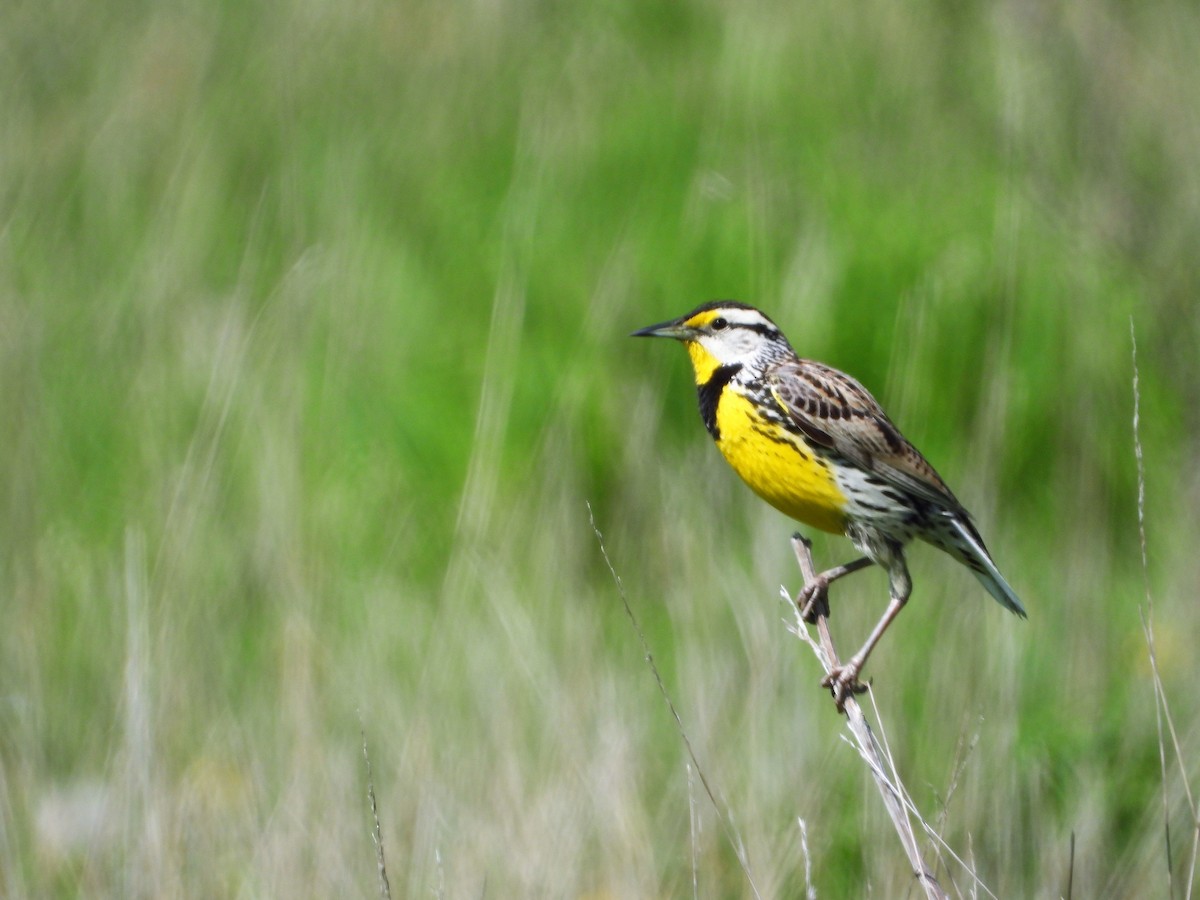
[{"left": 632, "top": 301, "right": 790, "bottom": 383}]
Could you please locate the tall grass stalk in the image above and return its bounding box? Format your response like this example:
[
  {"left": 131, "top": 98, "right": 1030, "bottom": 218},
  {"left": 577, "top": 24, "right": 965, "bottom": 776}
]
[
  {"left": 1131, "top": 320, "right": 1199, "bottom": 898},
  {"left": 589, "top": 503, "right": 763, "bottom": 899}
]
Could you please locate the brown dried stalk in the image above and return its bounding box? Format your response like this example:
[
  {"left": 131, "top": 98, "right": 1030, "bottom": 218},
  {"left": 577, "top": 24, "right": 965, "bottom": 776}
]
[{"left": 788, "top": 534, "right": 951, "bottom": 900}]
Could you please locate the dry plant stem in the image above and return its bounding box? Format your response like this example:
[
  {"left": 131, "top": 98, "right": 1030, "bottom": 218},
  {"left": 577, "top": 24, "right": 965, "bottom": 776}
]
[
  {"left": 358, "top": 715, "right": 392, "bottom": 900},
  {"left": 1131, "top": 320, "right": 1199, "bottom": 897},
  {"left": 588, "top": 503, "right": 764, "bottom": 900},
  {"left": 789, "top": 535, "right": 949, "bottom": 900}
]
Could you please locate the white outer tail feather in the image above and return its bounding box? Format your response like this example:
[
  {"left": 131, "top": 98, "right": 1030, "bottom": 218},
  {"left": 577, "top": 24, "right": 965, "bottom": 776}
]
[{"left": 948, "top": 517, "right": 1027, "bottom": 617}]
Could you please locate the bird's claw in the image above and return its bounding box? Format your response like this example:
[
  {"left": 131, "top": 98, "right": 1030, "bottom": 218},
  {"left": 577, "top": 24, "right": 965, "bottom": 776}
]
[
  {"left": 821, "top": 663, "right": 869, "bottom": 712},
  {"left": 796, "top": 577, "right": 831, "bottom": 623}
]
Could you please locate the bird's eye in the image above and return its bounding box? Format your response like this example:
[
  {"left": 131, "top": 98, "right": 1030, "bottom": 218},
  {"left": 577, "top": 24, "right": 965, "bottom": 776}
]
[{"left": 711, "top": 317, "right": 729, "bottom": 331}]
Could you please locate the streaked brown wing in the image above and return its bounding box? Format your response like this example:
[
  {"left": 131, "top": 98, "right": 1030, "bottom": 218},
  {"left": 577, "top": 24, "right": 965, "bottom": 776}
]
[{"left": 766, "top": 359, "right": 965, "bottom": 513}]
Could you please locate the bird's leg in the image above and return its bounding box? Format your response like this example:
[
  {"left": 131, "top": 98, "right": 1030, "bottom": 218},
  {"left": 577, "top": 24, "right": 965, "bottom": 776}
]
[
  {"left": 822, "top": 556, "right": 912, "bottom": 710},
  {"left": 795, "top": 556, "right": 874, "bottom": 623}
]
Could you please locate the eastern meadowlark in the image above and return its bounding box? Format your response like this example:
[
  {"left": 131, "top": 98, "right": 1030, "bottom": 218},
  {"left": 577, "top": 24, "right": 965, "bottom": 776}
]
[{"left": 633, "top": 301, "right": 1025, "bottom": 701}]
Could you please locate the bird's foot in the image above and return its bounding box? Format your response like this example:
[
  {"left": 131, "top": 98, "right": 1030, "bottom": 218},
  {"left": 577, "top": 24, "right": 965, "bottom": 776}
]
[
  {"left": 821, "top": 661, "right": 869, "bottom": 712},
  {"left": 796, "top": 577, "right": 831, "bottom": 623}
]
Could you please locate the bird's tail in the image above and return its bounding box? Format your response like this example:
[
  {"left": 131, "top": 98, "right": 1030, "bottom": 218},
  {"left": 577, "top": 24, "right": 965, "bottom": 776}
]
[{"left": 928, "top": 513, "right": 1027, "bottom": 618}]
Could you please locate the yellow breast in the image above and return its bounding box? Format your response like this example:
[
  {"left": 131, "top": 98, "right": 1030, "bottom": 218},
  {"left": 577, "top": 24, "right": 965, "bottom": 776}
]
[{"left": 714, "top": 388, "right": 847, "bottom": 534}]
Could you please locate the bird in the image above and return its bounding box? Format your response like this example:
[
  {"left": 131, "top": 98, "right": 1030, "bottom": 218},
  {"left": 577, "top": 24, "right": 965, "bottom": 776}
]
[{"left": 632, "top": 301, "right": 1025, "bottom": 705}]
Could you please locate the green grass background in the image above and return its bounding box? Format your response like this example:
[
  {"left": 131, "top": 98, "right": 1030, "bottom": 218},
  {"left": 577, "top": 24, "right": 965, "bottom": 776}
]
[{"left": 3, "top": 0, "right": 1199, "bottom": 895}]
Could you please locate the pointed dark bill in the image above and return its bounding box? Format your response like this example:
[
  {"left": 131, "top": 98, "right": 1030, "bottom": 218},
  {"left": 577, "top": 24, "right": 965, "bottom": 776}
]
[{"left": 630, "top": 317, "right": 697, "bottom": 340}]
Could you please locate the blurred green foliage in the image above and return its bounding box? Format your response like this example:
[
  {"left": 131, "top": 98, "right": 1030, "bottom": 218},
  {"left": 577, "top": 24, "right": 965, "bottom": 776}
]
[{"left": 1, "top": 0, "right": 1198, "bottom": 895}]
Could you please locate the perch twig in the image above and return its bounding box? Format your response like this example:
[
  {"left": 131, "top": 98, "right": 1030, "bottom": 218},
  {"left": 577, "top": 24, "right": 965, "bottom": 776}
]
[{"left": 788, "top": 534, "right": 949, "bottom": 900}]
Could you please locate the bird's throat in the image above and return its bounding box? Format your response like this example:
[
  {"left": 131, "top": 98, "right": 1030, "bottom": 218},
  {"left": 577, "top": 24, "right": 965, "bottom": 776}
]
[{"left": 685, "top": 341, "right": 723, "bottom": 384}]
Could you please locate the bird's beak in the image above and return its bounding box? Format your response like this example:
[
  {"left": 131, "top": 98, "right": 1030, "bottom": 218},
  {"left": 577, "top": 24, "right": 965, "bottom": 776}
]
[{"left": 630, "top": 317, "right": 697, "bottom": 341}]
